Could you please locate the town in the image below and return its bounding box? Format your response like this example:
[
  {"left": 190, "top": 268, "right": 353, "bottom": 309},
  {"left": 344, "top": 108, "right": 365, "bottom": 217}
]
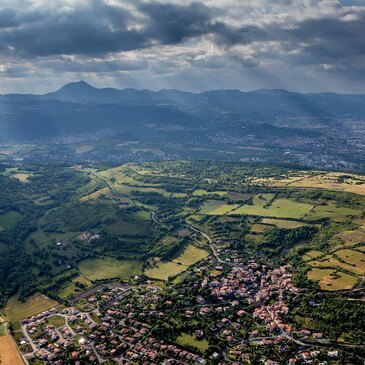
[{"left": 15, "top": 243, "right": 348, "bottom": 365}]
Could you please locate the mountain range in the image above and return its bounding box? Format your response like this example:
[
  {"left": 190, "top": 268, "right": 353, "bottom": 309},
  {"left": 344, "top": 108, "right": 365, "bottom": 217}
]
[{"left": 0, "top": 81, "right": 365, "bottom": 141}]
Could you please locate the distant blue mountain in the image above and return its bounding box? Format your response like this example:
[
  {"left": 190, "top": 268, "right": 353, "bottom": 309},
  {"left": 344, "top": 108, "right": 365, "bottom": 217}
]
[{"left": 0, "top": 81, "right": 364, "bottom": 141}]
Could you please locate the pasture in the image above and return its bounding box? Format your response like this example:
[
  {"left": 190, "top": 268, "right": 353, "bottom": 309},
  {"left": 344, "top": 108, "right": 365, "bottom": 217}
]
[
  {"left": 0, "top": 336, "right": 24, "bottom": 365},
  {"left": 2, "top": 293, "right": 57, "bottom": 322},
  {"left": 78, "top": 257, "right": 143, "bottom": 281},
  {"left": 230, "top": 196, "right": 313, "bottom": 219},
  {"left": 192, "top": 189, "right": 227, "bottom": 196},
  {"left": 145, "top": 244, "right": 208, "bottom": 280},
  {"left": 0, "top": 211, "right": 22, "bottom": 230},
  {"left": 199, "top": 200, "right": 239, "bottom": 215},
  {"left": 261, "top": 218, "right": 308, "bottom": 229},
  {"left": 171, "top": 244, "right": 208, "bottom": 266},
  {"left": 253, "top": 171, "right": 365, "bottom": 196},
  {"left": 56, "top": 274, "right": 92, "bottom": 299},
  {"left": 145, "top": 260, "right": 187, "bottom": 280},
  {"left": 302, "top": 250, "right": 323, "bottom": 261},
  {"left": 335, "top": 249, "right": 365, "bottom": 273},
  {"left": 307, "top": 268, "right": 357, "bottom": 291},
  {"left": 304, "top": 203, "right": 361, "bottom": 222}
]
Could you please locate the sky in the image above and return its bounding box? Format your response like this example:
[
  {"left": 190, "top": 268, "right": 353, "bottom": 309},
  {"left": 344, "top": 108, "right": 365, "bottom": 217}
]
[{"left": 0, "top": 0, "right": 364, "bottom": 94}]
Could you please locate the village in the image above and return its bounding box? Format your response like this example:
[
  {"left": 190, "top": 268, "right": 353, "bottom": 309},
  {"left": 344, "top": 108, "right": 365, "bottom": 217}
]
[{"left": 15, "top": 243, "right": 347, "bottom": 365}]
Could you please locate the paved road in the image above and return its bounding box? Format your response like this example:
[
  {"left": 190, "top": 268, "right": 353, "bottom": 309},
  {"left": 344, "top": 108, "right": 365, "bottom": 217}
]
[
  {"left": 188, "top": 225, "right": 224, "bottom": 263},
  {"left": 93, "top": 172, "right": 136, "bottom": 206}
]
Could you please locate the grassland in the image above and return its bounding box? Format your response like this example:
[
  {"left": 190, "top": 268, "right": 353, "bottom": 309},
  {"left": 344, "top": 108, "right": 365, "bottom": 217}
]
[
  {"left": 56, "top": 274, "right": 93, "bottom": 299},
  {"left": 175, "top": 333, "right": 209, "bottom": 353},
  {"left": 307, "top": 268, "right": 357, "bottom": 291},
  {"left": 252, "top": 171, "right": 365, "bottom": 196},
  {"left": 2, "top": 293, "right": 57, "bottom": 322},
  {"left": 145, "top": 244, "right": 208, "bottom": 280},
  {"left": 302, "top": 250, "right": 324, "bottom": 261},
  {"left": 0, "top": 211, "right": 22, "bottom": 230},
  {"left": 145, "top": 260, "right": 186, "bottom": 280},
  {"left": 304, "top": 203, "right": 362, "bottom": 222},
  {"left": 336, "top": 249, "right": 365, "bottom": 272},
  {"left": 45, "top": 315, "right": 65, "bottom": 327},
  {"left": 192, "top": 189, "right": 227, "bottom": 196},
  {"left": 0, "top": 336, "right": 24, "bottom": 365},
  {"left": 230, "top": 195, "right": 313, "bottom": 219},
  {"left": 261, "top": 218, "right": 308, "bottom": 229},
  {"left": 78, "top": 257, "right": 143, "bottom": 281},
  {"left": 171, "top": 244, "right": 208, "bottom": 266},
  {"left": 199, "top": 200, "right": 239, "bottom": 215}
]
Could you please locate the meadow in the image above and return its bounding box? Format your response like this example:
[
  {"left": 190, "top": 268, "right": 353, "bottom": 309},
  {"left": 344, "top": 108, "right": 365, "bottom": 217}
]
[
  {"left": 307, "top": 268, "right": 357, "bottom": 291},
  {"left": 145, "top": 244, "right": 208, "bottom": 280},
  {"left": 0, "top": 211, "right": 22, "bottom": 231},
  {"left": 78, "top": 257, "right": 143, "bottom": 281},
  {"left": 2, "top": 293, "right": 57, "bottom": 322},
  {"left": 175, "top": 332, "right": 209, "bottom": 353}
]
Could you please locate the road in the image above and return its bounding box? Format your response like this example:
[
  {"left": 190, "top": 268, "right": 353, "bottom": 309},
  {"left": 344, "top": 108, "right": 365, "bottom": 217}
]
[
  {"left": 188, "top": 225, "right": 224, "bottom": 263},
  {"left": 92, "top": 172, "right": 136, "bottom": 206}
]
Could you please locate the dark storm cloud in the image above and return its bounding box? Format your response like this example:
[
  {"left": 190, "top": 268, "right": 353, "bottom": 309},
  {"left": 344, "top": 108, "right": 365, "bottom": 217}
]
[
  {"left": 1, "top": 0, "right": 364, "bottom": 66},
  {"left": 1, "top": 0, "right": 365, "bottom": 92},
  {"left": 0, "top": 1, "right": 148, "bottom": 56},
  {"left": 138, "top": 1, "right": 214, "bottom": 44}
]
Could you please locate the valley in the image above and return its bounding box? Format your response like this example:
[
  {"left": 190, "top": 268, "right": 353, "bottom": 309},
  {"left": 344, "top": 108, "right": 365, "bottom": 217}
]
[{"left": 0, "top": 160, "right": 364, "bottom": 364}]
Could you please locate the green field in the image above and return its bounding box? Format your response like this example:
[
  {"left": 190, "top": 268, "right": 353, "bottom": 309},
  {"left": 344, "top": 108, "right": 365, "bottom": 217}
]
[
  {"left": 0, "top": 211, "right": 22, "bottom": 230},
  {"left": 45, "top": 315, "right": 65, "bottom": 327},
  {"left": 304, "top": 203, "right": 361, "bottom": 222},
  {"left": 192, "top": 189, "right": 227, "bottom": 196},
  {"left": 56, "top": 274, "right": 93, "bottom": 299},
  {"left": 2, "top": 293, "right": 57, "bottom": 322},
  {"left": 175, "top": 333, "right": 209, "bottom": 354},
  {"left": 78, "top": 257, "right": 143, "bottom": 281},
  {"left": 105, "top": 220, "right": 151, "bottom": 236},
  {"left": 230, "top": 195, "right": 313, "bottom": 219},
  {"left": 171, "top": 244, "right": 209, "bottom": 266},
  {"left": 199, "top": 200, "right": 239, "bottom": 215},
  {"left": 145, "top": 244, "right": 208, "bottom": 280},
  {"left": 145, "top": 260, "right": 187, "bottom": 280}
]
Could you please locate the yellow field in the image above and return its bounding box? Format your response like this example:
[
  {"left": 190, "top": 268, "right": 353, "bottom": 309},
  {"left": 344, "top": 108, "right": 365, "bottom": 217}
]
[
  {"left": 251, "top": 224, "right": 273, "bottom": 233},
  {"left": 172, "top": 244, "right": 208, "bottom": 266},
  {"left": 308, "top": 268, "right": 357, "bottom": 291},
  {"left": 261, "top": 218, "right": 308, "bottom": 229},
  {"left": 335, "top": 249, "right": 365, "bottom": 273},
  {"left": 334, "top": 230, "right": 365, "bottom": 247},
  {"left": 252, "top": 172, "right": 365, "bottom": 196},
  {"left": 302, "top": 250, "right": 324, "bottom": 261},
  {"left": 12, "top": 173, "right": 32, "bottom": 183},
  {"left": 80, "top": 187, "right": 110, "bottom": 202},
  {"left": 145, "top": 244, "right": 208, "bottom": 280},
  {"left": 0, "top": 336, "right": 24, "bottom": 365},
  {"left": 145, "top": 260, "right": 187, "bottom": 280},
  {"left": 2, "top": 293, "right": 57, "bottom": 322},
  {"left": 310, "top": 256, "right": 364, "bottom": 276}
]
